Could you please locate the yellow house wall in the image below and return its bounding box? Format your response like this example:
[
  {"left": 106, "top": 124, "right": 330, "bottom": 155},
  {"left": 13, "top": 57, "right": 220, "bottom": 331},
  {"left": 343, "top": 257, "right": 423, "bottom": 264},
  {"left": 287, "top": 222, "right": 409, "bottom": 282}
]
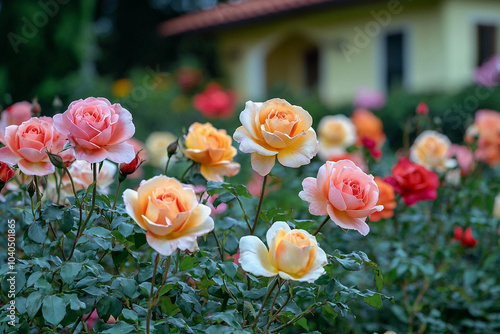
[{"left": 217, "top": 0, "right": 500, "bottom": 107}]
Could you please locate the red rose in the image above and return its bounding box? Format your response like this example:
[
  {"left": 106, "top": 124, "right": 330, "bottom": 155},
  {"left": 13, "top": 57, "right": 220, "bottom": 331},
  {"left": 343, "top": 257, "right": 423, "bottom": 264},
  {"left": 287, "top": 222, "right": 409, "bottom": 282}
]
[
  {"left": 384, "top": 157, "right": 439, "bottom": 206},
  {"left": 193, "top": 83, "right": 235, "bottom": 119}
]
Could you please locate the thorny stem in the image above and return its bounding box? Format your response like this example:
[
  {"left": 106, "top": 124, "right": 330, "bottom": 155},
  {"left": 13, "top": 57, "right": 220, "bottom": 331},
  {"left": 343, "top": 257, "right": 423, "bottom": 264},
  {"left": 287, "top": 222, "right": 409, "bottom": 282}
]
[
  {"left": 250, "top": 174, "right": 267, "bottom": 235},
  {"left": 313, "top": 216, "right": 330, "bottom": 236}
]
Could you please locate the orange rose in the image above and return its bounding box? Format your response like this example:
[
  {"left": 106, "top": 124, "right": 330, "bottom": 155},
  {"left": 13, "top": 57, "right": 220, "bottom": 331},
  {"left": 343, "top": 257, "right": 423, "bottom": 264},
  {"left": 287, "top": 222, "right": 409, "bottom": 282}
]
[
  {"left": 370, "top": 177, "right": 397, "bottom": 222},
  {"left": 351, "top": 109, "right": 385, "bottom": 148},
  {"left": 184, "top": 122, "right": 240, "bottom": 182},
  {"left": 465, "top": 109, "right": 500, "bottom": 166},
  {"left": 233, "top": 98, "right": 318, "bottom": 176},
  {"left": 123, "top": 176, "right": 214, "bottom": 256}
]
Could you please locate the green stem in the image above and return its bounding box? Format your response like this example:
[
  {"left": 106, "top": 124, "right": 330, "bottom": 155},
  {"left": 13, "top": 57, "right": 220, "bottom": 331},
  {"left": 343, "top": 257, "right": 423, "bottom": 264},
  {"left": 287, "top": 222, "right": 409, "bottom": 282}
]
[
  {"left": 109, "top": 180, "right": 122, "bottom": 222},
  {"left": 250, "top": 277, "right": 279, "bottom": 328},
  {"left": 265, "top": 279, "right": 282, "bottom": 331},
  {"left": 235, "top": 195, "right": 252, "bottom": 231},
  {"left": 33, "top": 176, "right": 42, "bottom": 218},
  {"left": 313, "top": 216, "right": 330, "bottom": 236},
  {"left": 147, "top": 253, "right": 160, "bottom": 334},
  {"left": 180, "top": 161, "right": 195, "bottom": 181},
  {"left": 63, "top": 164, "right": 81, "bottom": 207},
  {"left": 164, "top": 156, "right": 171, "bottom": 175},
  {"left": 67, "top": 163, "right": 98, "bottom": 262},
  {"left": 250, "top": 175, "right": 268, "bottom": 235},
  {"left": 212, "top": 230, "right": 224, "bottom": 259}
]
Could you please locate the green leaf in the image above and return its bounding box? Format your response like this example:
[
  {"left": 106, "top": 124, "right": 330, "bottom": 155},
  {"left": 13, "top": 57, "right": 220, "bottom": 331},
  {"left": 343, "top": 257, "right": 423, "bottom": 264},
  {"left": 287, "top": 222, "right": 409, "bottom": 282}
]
[
  {"left": 160, "top": 297, "right": 180, "bottom": 316},
  {"left": 87, "top": 227, "right": 111, "bottom": 238},
  {"left": 119, "top": 278, "right": 137, "bottom": 298},
  {"left": 219, "top": 262, "right": 238, "bottom": 279},
  {"left": 27, "top": 271, "right": 43, "bottom": 288},
  {"left": 28, "top": 222, "right": 48, "bottom": 244},
  {"left": 213, "top": 193, "right": 235, "bottom": 208},
  {"left": 224, "top": 233, "right": 239, "bottom": 255},
  {"left": 295, "top": 317, "right": 309, "bottom": 331},
  {"left": 364, "top": 294, "right": 382, "bottom": 308},
  {"left": 179, "top": 256, "right": 199, "bottom": 271},
  {"left": 118, "top": 223, "right": 134, "bottom": 238},
  {"left": 42, "top": 204, "right": 64, "bottom": 221},
  {"left": 59, "top": 210, "right": 74, "bottom": 234},
  {"left": 60, "top": 262, "right": 82, "bottom": 284},
  {"left": 62, "top": 294, "right": 86, "bottom": 311},
  {"left": 101, "top": 321, "right": 135, "bottom": 334},
  {"left": 42, "top": 295, "right": 66, "bottom": 326},
  {"left": 121, "top": 308, "right": 138, "bottom": 322},
  {"left": 322, "top": 304, "right": 337, "bottom": 323},
  {"left": 27, "top": 292, "right": 43, "bottom": 318},
  {"left": 334, "top": 256, "right": 361, "bottom": 271}
]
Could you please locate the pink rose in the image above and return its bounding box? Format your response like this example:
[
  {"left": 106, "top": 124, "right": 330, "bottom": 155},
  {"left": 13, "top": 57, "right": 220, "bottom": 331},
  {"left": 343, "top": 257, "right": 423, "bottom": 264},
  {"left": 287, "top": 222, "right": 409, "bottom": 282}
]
[
  {"left": 53, "top": 97, "right": 135, "bottom": 163},
  {"left": 0, "top": 117, "right": 66, "bottom": 176},
  {"left": 299, "top": 159, "right": 383, "bottom": 236},
  {"left": 0, "top": 101, "right": 32, "bottom": 144},
  {"left": 448, "top": 144, "right": 474, "bottom": 176}
]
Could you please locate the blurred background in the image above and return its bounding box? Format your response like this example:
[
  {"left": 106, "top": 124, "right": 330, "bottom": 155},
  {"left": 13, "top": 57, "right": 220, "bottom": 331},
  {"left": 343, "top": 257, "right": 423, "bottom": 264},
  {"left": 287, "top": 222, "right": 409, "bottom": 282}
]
[{"left": 2, "top": 0, "right": 500, "bottom": 150}]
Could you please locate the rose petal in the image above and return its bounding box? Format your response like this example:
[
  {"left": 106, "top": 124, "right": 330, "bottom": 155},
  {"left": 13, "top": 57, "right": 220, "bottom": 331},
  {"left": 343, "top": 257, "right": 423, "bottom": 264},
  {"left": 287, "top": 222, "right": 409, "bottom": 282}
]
[{"left": 239, "top": 236, "right": 277, "bottom": 277}]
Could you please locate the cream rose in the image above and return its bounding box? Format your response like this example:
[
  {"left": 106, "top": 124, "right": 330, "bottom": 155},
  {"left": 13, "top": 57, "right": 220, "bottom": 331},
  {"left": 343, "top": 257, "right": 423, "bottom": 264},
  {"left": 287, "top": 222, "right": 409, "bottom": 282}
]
[
  {"left": 410, "top": 130, "right": 455, "bottom": 172},
  {"left": 233, "top": 98, "right": 319, "bottom": 176},
  {"left": 123, "top": 175, "right": 214, "bottom": 256},
  {"left": 239, "top": 222, "right": 327, "bottom": 282},
  {"left": 145, "top": 131, "right": 177, "bottom": 169},
  {"left": 318, "top": 114, "right": 357, "bottom": 160},
  {"left": 184, "top": 122, "right": 240, "bottom": 182}
]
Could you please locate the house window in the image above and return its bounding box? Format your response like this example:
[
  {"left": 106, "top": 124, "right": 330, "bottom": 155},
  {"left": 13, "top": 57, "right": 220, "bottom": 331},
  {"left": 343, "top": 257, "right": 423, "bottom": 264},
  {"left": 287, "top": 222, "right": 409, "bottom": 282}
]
[
  {"left": 304, "top": 48, "right": 319, "bottom": 91},
  {"left": 477, "top": 24, "right": 497, "bottom": 66},
  {"left": 385, "top": 32, "right": 405, "bottom": 90}
]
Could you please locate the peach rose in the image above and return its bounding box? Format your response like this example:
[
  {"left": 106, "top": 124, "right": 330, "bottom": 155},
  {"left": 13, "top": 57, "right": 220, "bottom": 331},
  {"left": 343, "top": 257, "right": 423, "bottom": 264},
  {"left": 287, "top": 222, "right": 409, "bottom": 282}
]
[
  {"left": 329, "top": 152, "right": 368, "bottom": 172},
  {"left": 123, "top": 175, "right": 214, "bottom": 256},
  {"left": 145, "top": 131, "right": 177, "bottom": 169},
  {"left": 317, "top": 114, "right": 357, "bottom": 160},
  {"left": 370, "top": 177, "right": 397, "bottom": 222},
  {"left": 351, "top": 108, "right": 385, "bottom": 148},
  {"left": 0, "top": 117, "right": 66, "bottom": 176},
  {"left": 239, "top": 221, "right": 327, "bottom": 282},
  {"left": 185, "top": 122, "right": 240, "bottom": 182},
  {"left": 410, "top": 130, "right": 455, "bottom": 172},
  {"left": 53, "top": 97, "right": 135, "bottom": 164},
  {"left": 299, "top": 160, "right": 383, "bottom": 236},
  {"left": 465, "top": 109, "right": 500, "bottom": 166},
  {"left": 233, "top": 98, "right": 319, "bottom": 176}
]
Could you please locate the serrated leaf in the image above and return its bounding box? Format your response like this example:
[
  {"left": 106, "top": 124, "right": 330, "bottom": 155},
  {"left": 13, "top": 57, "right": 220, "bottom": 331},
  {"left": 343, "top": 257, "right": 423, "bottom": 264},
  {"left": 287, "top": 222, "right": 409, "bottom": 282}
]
[{"left": 42, "top": 295, "right": 66, "bottom": 325}]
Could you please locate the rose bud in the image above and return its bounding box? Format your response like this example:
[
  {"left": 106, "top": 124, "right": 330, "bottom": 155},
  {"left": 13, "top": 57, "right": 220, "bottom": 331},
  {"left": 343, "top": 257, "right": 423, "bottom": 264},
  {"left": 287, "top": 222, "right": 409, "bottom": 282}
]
[
  {"left": 0, "top": 162, "right": 15, "bottom": 191},
  {"left": 461, "top": 227, "right": 478, "bottom": 248},
  {"left": 52, "top": 96, "right": 63, "bottom": 111},
  {"left": 47, "top": 151, "right": 65, "bottom": 169},
  {"left": 453, "top": 226, "right": 463, "bottom": 241},
  {"left": 31, "top": 98, "right": 41, "bottom": 116},
  {"left": 416, "top": 102, "right": 429, "bottom": 115},
  {"left": 119, "top": 150, "right": 144, "bottom": 182},
  {"left": 27, "top": 179, "right": 36, "bottom": 198},
  {"left": 167, "top": 138, "right": 179, "bottom": 157}
]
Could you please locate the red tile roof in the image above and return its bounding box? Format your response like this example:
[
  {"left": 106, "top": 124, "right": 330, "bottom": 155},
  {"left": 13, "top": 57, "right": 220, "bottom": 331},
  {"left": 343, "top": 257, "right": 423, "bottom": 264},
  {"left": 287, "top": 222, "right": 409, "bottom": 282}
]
[{"left": 159, "top": 0, "right": 358, "bottom": 36}]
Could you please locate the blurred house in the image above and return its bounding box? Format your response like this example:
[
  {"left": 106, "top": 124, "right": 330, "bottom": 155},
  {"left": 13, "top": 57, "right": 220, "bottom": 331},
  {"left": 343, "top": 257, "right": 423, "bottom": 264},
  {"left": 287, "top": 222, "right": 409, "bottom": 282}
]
[{"left": 160, "top": 0, "right": 500, "bottom": 107}]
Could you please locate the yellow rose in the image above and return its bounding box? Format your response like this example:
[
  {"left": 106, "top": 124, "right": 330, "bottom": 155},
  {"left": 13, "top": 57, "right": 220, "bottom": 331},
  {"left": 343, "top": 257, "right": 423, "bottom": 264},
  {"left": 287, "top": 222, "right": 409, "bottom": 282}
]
[
  {"left": 145, "top": 131, "right": 177, "bottom": 169},
  {"left": 410, "top": 130, "right": 456, "bottom": 172},
  {"left": 184, "top": 122, "right": 240, "bottom": 182},
  {"left": 123, "top": 175, "right": 214, "bottom": 256},
  {"left": 318, "top": 114, "right": 357, "bottom": 160},
  {"left": 233, "top": 98, "right": 319, "bottom": 176},
  {"left": 239, "top": 222, "right": 327, "bottom": 282}
]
